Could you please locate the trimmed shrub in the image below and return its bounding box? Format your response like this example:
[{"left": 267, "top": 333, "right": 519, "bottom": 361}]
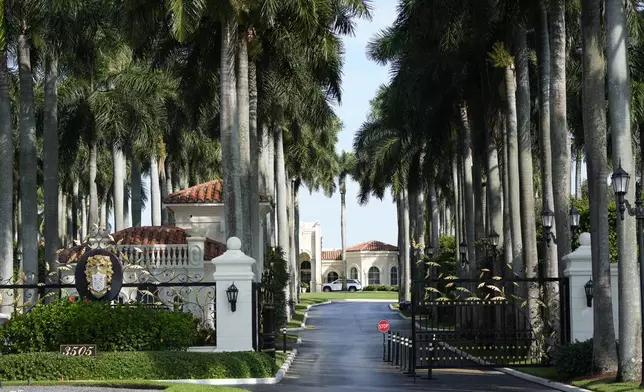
[
  {"left": 0, "top": 297, "right": 199, "bottom": 354},
  {"left": 0, "top": 351, "right": 275, "bottom": 381},
  {"left": 262, "top": 246, "right": 289, "bottom": 328},
  {"left": 552, "top": 339, "right": 593, "bottom": 380},
  {"left": 363, "top": 284, "right": 396, "bottom": 292}
]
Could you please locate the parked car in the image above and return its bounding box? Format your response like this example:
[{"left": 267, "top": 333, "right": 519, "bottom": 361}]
[{"left": 321, "top": 279, "right": 362, "bottom": 292}]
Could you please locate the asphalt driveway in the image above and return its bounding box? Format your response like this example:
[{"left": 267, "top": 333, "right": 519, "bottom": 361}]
[{"left": 241, "top": 301, "right": 559, "bottom": 392}]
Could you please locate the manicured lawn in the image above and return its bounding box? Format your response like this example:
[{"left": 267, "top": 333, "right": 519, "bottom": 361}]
[
  {"left": 1, "top": 381, "right": 247, "bottom": 391},
  {"left": 513, "top": 366, "right": 560, "bottom": 381},
  {"left": 573, "top": 377, "right": 641, "bottom": 391}
]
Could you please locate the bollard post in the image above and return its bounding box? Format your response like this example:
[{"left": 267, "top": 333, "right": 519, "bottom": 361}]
[
  {"left": 387, "top": 330, "right": 392, "bottom": 362},
  {"left": 282, "top": 328, "right": 287, "bottom": 353},
  {"left": 403, "top": 337, "right": 407, "bottom": 370},
  {"left": 382, "top": 331, "right": 386, "bottom": 361}
]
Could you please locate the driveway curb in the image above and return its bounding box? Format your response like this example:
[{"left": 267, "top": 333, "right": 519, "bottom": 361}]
[{"left": 159, "top": 348, "right": 299, "bottom": 386}]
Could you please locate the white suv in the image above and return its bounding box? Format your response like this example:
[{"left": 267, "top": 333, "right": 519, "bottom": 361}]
[{"left": 321, "top": 279, "right": 362, "bottom": 292}]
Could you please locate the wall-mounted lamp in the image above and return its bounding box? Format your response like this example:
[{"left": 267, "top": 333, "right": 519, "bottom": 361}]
[
  {"left": 459, "top": 241, "right": 467, "bottom": 269},
  {"left": 584, "top": 279, "right": 593, "bottom": 308},
  {"left": 226, "top": 282, "right": 239, "bottom": 312}
]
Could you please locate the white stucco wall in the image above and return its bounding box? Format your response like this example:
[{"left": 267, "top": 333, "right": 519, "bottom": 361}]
[
  {"left": 563, "top": 232, "right": 620, "bottom": 343},
  {"left": 298, "top": 222, "right": 321, "bottom": 292},
  {"left": 320, "top": 251, "right": 399, "bottom": 287}
]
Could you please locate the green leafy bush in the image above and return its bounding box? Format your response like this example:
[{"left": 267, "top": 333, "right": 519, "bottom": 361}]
[
  {"left": 0, "top": 351, "right": 275, "bottom": 381},
  {"left": 262, "top": 246, "right": 289, "bottom": 328},
  {"left": 552, "top": 339, "right": 593, "bottom": 380},
  {"left": 0, "top": 297, "right": 199, "bottom": 354}
]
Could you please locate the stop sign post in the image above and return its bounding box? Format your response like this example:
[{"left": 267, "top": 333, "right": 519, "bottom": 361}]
[{"left": 378, "top": 319, "right": 390, "bottom": 333}]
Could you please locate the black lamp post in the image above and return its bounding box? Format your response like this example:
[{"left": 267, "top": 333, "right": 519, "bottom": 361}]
[
  {"left": 542, "top": 207, "right": 556, "bottom": 246},
  {"left": 488, "top": 230, "right": 500, "bottom": 275},
  {"left": 459, "top": 241, "right": 468, "bottom": 270},
  {"left": 611, "top": 164, "right": 644, "bottom": 386},
  {"left": 584, "top": 279, "right": 593, "bottom": 308},
  {"left": 226, "top": 282, "right": 239, "bottom": 312},
  {"left": 569, "top": 207, "right": 581, "bottom": 237}
]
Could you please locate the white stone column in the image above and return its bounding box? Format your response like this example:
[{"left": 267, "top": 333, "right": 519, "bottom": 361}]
[
  {"left": 563, "top": 232, "right": 619, "bottom": 342},
  {"left": 212, "top": 237, "right": 256, "bottom": 352},
  {"left": 186, "top": 236, "right": 205, "bottom": 269}
]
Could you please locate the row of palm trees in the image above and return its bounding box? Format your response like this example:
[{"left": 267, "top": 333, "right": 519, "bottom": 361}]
[
  {"left": 354, "top": 0, "right": 644, "bottom": 382},
  {"left": 0, "top": 0, "right": 371, "bottom": 321}
]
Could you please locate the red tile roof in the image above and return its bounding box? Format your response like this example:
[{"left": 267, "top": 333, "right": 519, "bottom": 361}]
[
  {"left": 57, "top": 226, "right": 225, "bottom": 263},
  {"left": 163, "top": 179, "right": 270, "bottom": 204},
  {"left": 321, "top": 241, "right": 398, "bottom": 260},
  {"left": 347, "top": 240, "right": 398, "bottom": 252},
  {"left": 321, "top": 250, "right": 342, "bottom": 260}
]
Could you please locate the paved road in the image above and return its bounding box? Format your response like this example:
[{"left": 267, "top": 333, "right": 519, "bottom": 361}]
[{"left": 241, "top": 301, "right": 558, "bottom": 392}]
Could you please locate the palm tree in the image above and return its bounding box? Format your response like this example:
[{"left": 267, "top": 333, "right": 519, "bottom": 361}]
[
  {"left": 606, "top": 0, "right": 640, "bottom": 381},
  {"left": 581, "top": 0, "right": 618, "bottom": 374},
  {"left": 337, "top": 151, "right": 355, "bottom": 290},
  {"left": 0, "top": 0, "right": 13, "bottom": 314}
]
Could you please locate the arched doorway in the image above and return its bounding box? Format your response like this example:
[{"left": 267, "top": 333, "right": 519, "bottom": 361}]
[
  {"left": 368, "top": 266, "right": 380, "bottom": 285},
  {"left": 327, "top": 271, "right": 339, "bottom": 282},
  {"left": 299, "top": 252, "right": 313, "bottom": 292},
  {"left": 390, "top": 266, "right": 399, "bottom": 286},
  {"left": 300, "top": 260, "right": 312, "bottom": 292}
]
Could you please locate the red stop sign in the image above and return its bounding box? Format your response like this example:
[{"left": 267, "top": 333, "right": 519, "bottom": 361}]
[{"left": 377, "top": 319, "right": 390, "bottom": 333}]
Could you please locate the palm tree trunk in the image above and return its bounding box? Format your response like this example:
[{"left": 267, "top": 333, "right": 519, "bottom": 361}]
[
  {"left": 43, "top": 52, "right": 58, "bottom": 267},
  {"left": 58, "top": 188, "right": 64, "bottom": 245},
  {"left": 293, "top": 180, "right": 301, "bottom": 298},
  {"left": 275, "top": 126, "right": 291, "bottom": 319},
  {"left": 287, "top": 177, "right": 297, "bottom": 303},
  {"left": 165, "top": 160, "right": 174, "bottom": 225},
  {"left": 80, "top": 196, "right": 87, "bottom": 239},
  {"left": 237, "top": 29, "right": 251, "bottom": 253},
  {"left": 575, "top": 148, "right": 582, "bottom": 199},
  {"left": 537, "top": 2, "right": 561, "bottom": 344},
  {"left": 72, "top": 180, "right": 79, "bottom": 241},
  {"left": 459, "top": 105, "right": 476, "bottom": 274},
  {"left": 150, "top": 155, "right": 161, "bottom": 226},
  {"left": 550, "top": 0, "right": 572, "bottom": 274},
  {"left": 486, "top": 117, "right": 503, "bottom": 275},
  {"left": 88, "top": 141, "right": 99, "bottom": 229},
  {"left": 581, "top": 0, "right": 618, "bottom": 373},
  {"left": 249, "top": 60, "right": 260, "bottom": 262},
  {"left": 100, "top": 195, "right": 107, "bottom": 230},
  {"left": 396, "top": 194, "right": 404, "bottom": 302},
  {"left": 220, "top": 13, "right": 239, "bottom": 239},
  {"left": 428, "top": 177, "right": 439, "bottom": 249},
  {"left": 453, "top": 156, "right": 461, "bottom": 269},
  {"left": 401, "top": 188, "right": 411, "bottom": 302},
  {"left": 606, "top": 0, "right": 641, "bottom": 380},
  {"left": 501, "top": 120, "right": 513, "bottom": 277},
  {"left": 112, "top": 145, "right": 125, "bottom": 231},
  {"left": 516, "top": 27, "right": 542, "bottom": 339},
  {"left": 0, "top": 25, "right": 13, "bottom": 314},
  {"left": 341, "top": 178, "right": 347, "bottom": 290},
  {"left": 266, "top": 125, "right": 276, "bottom": 247},
  {"left": 504, "top": 64, "right": 523, "bottom": 278},
  {"left": 472, "top": 140, "right": 485, "bottom": 262},
  {"left": 131, "top": 157, "right": 142, "bottom": 226},
  {"left": 18, "top": 30, "right": 38, "bottom": 294}
]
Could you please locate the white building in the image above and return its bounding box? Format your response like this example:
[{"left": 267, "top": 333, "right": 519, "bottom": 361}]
[{"left": 298, "top": 221, "right": 399, "bottom": 292}]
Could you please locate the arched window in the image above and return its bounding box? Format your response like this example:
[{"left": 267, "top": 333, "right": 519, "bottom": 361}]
[
  {"left": 327, "top": 271, "right": 339, "bottom": 283},
  {"left": 300, "top": 260, "right": 311, "bottom": 270},
  {"left": 368, "top": 267, "right": 380, "bottom": 285},
  {"left": 390, "top": 266, "right": 398, "bottom": 286},
  {"left": 349, "top": 267, "right": 358, "bottom": 280},
  {"left": 300, "top": 260, "right": 312, "bottom": 289}
]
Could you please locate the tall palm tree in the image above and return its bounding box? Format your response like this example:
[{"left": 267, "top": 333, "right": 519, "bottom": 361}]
[
  {"left": 581, "top": 0, "right": 618, "bottom": 374},
  {"left": 337, "top": 151, "right": 355, "bottom": 290}
]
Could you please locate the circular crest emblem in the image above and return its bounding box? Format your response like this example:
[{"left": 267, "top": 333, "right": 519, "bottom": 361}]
[{"left": 75, "top": 249, "right": 123, "bottom": 301}]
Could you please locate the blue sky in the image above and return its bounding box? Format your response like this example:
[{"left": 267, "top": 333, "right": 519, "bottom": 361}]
[{"left": 131, "top": 0, "right": 587, "bottom": 249}]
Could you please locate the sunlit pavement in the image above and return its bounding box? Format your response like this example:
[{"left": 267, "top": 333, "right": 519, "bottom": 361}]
[{"left": 240, "top": 301, "right": 559, "bottom": 391}]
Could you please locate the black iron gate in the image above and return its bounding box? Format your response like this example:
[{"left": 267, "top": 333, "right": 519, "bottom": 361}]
[{"left": 385, "top": 272, "right": 570, "bottom": 376}]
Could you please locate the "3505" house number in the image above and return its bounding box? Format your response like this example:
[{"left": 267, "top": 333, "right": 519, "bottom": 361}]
[{"left": 59, "top": 344, "right": 97, "bottom": 356}]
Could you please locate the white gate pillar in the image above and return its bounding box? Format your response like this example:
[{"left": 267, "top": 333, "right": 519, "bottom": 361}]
[{"left": 212, "top": 237, "right": 256, "bottom": 352}]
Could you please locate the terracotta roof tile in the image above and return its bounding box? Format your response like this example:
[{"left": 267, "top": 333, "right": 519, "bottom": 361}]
[
  {"left": 321, "top": 250, "right": 342, "bottom": 260},
  {"left": 57, "top": 226, "right": 225, "bottom": 263},
  {"left": 163, "top": 179, "right": 270, "bottom": 204},
  {"left": 347, "top": 240, "right": 398, "bottom": 252}
]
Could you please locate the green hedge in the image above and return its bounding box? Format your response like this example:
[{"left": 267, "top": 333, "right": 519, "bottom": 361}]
[
  {"left": 0, "top": 297, "right": 199, "bottom": 354},
  {"left": 0, "top": 351, "right": 275, "bottom": 381},
  {"left": 552, "top": 339, "right": 594, "bottom": 380},
  {"left": 363, "top": 284, "right": 398, "bottom": 292}
]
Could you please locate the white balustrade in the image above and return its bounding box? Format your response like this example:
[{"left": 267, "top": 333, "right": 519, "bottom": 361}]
[{"left": 116, "top": 244, "right": 191, "bottom": 268}]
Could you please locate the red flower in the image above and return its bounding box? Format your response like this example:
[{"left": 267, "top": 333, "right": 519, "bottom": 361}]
[
  {"left": 83, "top": 298, "right": 89, "bottom": 304},
  {"left": 69, "top": 296, "right": 76, "bottom": 302}
]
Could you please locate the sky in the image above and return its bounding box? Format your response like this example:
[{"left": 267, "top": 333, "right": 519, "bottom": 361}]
[{"left": 128, "top": 0, "right": 587, "bottom": 250}]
